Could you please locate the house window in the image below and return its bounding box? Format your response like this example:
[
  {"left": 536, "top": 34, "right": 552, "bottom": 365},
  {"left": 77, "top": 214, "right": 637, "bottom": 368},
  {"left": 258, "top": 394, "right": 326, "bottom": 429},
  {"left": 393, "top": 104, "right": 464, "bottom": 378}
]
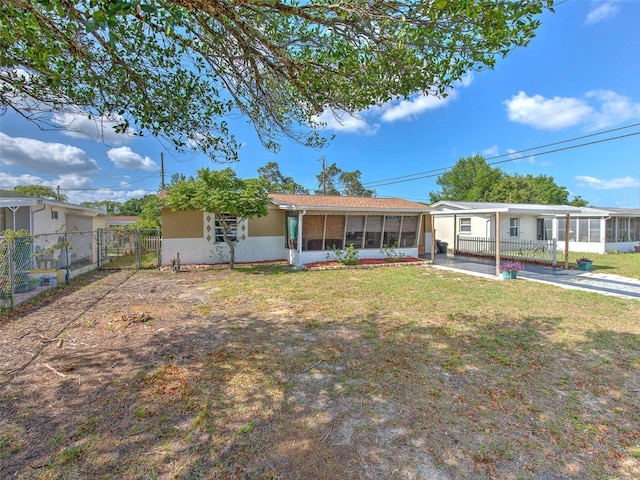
[
  {"left": 459, "top": 217, "right": 471, "bottom": 234},
  {"left": 214, "top": 214, "right": 237, "bottom": 243},
  {"left": 364, "top": 215, "right": 383, "bottom": 249},
  {"left": 400, "top": 216, "right": 419, "bottom": 247},
  {"left": 509, "top": 218, "right": 519, "bottom": 237},
  {"left": 383, "top": 215, "right": 401, "bottom": 248},
  {"left": 302, "top": 215, "right": 325, "bottom": 250},
  {"left": 557, "top": 218, "right": 577, "bottom": 242},
  {"left": 346, "top": 215, "right": 365, "bottom": 248},
  {"left": 51, "top": 211, "right": 59, "bottom": 220},
  {"left": 578, "top": 218, "right": 601, "bottom": 242}
]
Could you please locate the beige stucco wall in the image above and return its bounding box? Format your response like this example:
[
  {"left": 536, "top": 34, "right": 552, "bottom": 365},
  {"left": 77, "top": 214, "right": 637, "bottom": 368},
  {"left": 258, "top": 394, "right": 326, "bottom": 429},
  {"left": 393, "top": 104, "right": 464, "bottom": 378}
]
[
  {"left": 248, "top": 207, "right": 284, "bottom": 237},
  {"left": 162, "top": 207, "right": 203, "bottom": 239}
]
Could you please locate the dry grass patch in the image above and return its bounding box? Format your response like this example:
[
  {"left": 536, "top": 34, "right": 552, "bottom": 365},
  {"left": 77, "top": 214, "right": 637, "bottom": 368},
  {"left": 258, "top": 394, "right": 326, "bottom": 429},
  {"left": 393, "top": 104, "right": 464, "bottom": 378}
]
[{"left": 0, "top": 266, "right": 639, "bottom": 479}]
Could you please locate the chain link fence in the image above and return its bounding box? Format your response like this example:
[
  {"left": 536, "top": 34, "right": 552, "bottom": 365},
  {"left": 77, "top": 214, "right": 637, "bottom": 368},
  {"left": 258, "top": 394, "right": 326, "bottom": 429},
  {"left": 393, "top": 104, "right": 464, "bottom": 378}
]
[{"left": 1, "top": 231, "right": 98, "bottom": 311}]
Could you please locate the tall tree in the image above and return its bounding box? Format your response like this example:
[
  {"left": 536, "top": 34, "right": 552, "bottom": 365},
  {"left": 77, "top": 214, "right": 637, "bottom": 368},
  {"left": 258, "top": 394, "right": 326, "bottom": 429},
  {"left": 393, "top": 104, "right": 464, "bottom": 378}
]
[
  {"left": 80, "top": 200, "right": 121, "bottom": 215},
  {"left": 340, "top": 170, "right": 375, "bottom": 197},
  {"left": 13, "top": 185, "right": 67, "bottom": 202},
  {"left": 2, "top": 1, "right": 553, "bottom": 161},
  {"left": 257, "top": 162, "right": 308, "bottom": 194},
  {"left": 315, "top": 163, "right": 342, "bottom": 195},
  {"left": 429, "top": 155, "right": 504, "bottom": 203},
  {"left": 431, "top": 157, "right": 589, "bottom": 205},
  {"left": 166, "top": 168, "right": 270, "bottom": 269},
  {"left": 134, "top": 196, "right": 163, "bottom": 230}
]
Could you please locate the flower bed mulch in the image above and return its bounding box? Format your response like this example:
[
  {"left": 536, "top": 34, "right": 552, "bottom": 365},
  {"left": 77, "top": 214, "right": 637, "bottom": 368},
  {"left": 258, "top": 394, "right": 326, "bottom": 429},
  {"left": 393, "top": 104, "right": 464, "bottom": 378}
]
[{"left": 305, "top": 257, "right": 428, "bottom": 271}]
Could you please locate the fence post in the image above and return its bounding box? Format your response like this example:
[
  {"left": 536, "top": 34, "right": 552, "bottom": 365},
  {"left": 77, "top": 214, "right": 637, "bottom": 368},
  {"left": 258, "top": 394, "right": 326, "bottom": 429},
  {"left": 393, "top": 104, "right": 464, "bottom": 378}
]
[
  {"left": 551, "top": 239, "right": 557, "bottom": 266},
  {"left": 8, "top": 239, "right": 14, "bottom": 311},
  {"left": 136, "top": 229, "right": 141, "bottom": 269}
]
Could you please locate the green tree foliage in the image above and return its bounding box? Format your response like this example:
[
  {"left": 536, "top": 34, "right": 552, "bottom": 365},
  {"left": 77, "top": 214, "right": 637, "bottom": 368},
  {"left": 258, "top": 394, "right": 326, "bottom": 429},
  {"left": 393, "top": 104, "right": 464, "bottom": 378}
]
[
  {"left": 13, "top": 185, "right": 67, "bottom": 202},
  {"left": 1, "top": 1, "right": 553, "bottom": 161},
  {"left": 316, "top": 163, "right": 342, "bottom": 196},
  {"left": 429, "top": 155, "right": 504, "bottom": 203},
  {"left": 134, "top": 195, "right": 163, "bottom": 230},
  {"left": 315, "top": 163, "right": 374, "bottom": 197},
  {"left": 340, "top": 170, "right": 375, "bottom": 197},
  {"left": 257, "top": 161, "right": 308, "bottom": 194},
  {"left": 80, "top": 200, "right": 121, "bottom": 215},
  {"left": 430, "top": 156, "right": 588, "bottom": 205},
  {"left": 166, "top": 168, "right": 270, "bottom": 269}
]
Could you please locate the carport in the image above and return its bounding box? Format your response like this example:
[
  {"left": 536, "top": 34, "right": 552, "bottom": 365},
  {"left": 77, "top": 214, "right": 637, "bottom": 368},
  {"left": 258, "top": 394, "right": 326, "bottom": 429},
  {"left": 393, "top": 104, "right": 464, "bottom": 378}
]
[{"left": 429, "top": 205, "right": 579, "bottom": 276}]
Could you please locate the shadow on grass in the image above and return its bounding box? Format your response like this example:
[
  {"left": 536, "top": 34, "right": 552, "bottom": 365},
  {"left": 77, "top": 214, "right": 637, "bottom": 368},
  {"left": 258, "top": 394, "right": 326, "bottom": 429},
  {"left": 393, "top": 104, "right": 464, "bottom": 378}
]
[{"left": 1, "top": 274, "right": 639, "bottom": 479}]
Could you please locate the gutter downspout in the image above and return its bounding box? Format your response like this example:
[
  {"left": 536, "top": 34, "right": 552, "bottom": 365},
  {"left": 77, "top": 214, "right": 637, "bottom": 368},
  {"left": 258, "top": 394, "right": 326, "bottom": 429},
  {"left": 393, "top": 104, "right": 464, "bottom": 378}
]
[{"left": 30, "top": 201, "right": 47, "bottom": 234}]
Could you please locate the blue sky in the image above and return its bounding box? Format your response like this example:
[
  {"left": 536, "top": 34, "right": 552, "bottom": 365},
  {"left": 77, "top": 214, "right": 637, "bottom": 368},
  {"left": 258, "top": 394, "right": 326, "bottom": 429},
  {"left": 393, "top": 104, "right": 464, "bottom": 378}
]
[{"left": 1, "top": 0, "right": 639, "bottom": 208}]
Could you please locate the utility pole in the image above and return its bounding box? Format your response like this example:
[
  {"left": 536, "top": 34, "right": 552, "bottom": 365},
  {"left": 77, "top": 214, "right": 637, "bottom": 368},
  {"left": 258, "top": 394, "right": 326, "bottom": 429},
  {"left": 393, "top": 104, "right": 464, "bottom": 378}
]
[
  {"left": 160, "top": 152, "right": 165, "bottom": 190},
  {"left": 57, "top": 185, "right": 61, "bottom": 201},
  {"left": 320, "top": 156, "right": 326, "bottom": 195}
]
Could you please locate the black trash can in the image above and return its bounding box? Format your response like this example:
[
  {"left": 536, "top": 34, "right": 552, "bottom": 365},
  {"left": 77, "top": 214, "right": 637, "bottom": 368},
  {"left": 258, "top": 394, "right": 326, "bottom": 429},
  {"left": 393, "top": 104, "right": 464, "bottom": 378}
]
[
  {"left": 435, "top": 240, "right": 442, "bottom": 253},
  {"left": 439, "top": 241, "right": 448, "bottom": 254}
]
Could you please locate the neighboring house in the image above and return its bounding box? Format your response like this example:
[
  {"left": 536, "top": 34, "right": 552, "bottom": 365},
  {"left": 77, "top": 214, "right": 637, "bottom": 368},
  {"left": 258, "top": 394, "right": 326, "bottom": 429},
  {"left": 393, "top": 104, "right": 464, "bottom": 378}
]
[
  {"left": 430, "top": 201, "right": 640, "bottom": 255},
  {"left": 161, "top": 194, "right": 432, "bottom": 268},
  {"left": 0, "top": 193, "right": 104, "bottom": 269},
  {"left": 103, "top": 216, "right": 138, "bottom": 227}
]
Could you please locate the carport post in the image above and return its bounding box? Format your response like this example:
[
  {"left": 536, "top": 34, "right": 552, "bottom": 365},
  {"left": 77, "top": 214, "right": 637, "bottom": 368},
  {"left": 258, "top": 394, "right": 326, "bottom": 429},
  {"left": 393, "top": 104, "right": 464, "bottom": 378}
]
[
  {"left": 430, "top": 214, "right": 435, "bottom": 262},
  {"left": 453, "top": 214, "right": 458, "bottom": 254},
  {"left": 564, "top": 214, "right": 570, "bottom": 269},
  {"left": 495, "top": 212, "right": 501, "bottom": 277}
]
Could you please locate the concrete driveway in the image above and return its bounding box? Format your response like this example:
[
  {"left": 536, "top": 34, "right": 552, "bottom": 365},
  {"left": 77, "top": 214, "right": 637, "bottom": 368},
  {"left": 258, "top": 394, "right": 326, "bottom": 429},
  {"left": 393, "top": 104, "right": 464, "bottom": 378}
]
[{"left": 431, "top": 254, "right": 640, "bottom": 300}]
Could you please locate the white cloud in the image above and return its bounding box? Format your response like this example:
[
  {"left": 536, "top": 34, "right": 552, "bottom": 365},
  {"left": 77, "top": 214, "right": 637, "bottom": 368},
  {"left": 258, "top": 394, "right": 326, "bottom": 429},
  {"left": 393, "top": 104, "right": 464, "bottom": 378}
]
[
  {"left": 504, "top": 90, "right": 640, "bottom": 131},
  {"left": 0, "top": 132, "right": 99, "bottom": 174},
  {"left": 503, "top": 91, "right": 593, "bottom": 130},
  {"left": 315, "top": 73, "right": 474, "bottom": 133},
  {"left": 586, "top": 90, "right": 640, "bottom": 129},
  {"left": 107, "top": 146, "right": 158, "bottom": 171},
  {"left": 51, "top": 112, "right": 135, "bottom": 144},
  {"left": 507, "top": 148, "right": 536, "bottom": 165},
  {"left": 380, "top": 92, "right": 454, "bottom": 122},
  {"left": 575, "top": 175, "right": 640, "bottom": 190},
  {"left": 482, "top": 145, "right": 499, "bottom": 157},
  {"left": 380, "top": 73, "right": 473, "bottom": 123},
  {"left": 0, "top": 171, "right": 49, "bottom": 188},
  {"left": 313, "top": 109, "right": 379, "bottom": 135},
  {"left": 585, "top": 2, "right": 619, "bottom": 25}
]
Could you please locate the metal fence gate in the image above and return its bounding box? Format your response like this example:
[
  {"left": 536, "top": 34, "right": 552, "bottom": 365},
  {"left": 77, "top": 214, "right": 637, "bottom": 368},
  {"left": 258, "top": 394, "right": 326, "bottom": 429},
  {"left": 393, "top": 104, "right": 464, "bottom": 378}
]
[{"left": 97, "top": 228, "right": 161, "bottom": 270}]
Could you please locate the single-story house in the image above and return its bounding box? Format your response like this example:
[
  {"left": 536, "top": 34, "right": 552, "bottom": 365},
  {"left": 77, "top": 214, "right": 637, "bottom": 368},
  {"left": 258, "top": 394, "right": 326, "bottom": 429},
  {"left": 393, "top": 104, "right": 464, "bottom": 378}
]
[
  {"left": 103, "top": 216, "right": 138, "bottom": 227},
  {"left": 161, "top": 194, "right": 432, "bottom": 268},
  {"left": 0, "top": 193, "right": 104, "bottom": 235},
  {"left": 430, "top": 201, "right": 640, "bottom": 256},
  {"left": 0, "top": 193, "right": 104, "bottom": 269}
]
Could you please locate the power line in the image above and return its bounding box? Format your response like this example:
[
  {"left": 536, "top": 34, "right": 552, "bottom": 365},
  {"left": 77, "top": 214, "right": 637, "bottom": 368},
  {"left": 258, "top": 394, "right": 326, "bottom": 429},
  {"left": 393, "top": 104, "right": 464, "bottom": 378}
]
[{"left": 363, "top": 123, "right": 640, "bottom": 188}]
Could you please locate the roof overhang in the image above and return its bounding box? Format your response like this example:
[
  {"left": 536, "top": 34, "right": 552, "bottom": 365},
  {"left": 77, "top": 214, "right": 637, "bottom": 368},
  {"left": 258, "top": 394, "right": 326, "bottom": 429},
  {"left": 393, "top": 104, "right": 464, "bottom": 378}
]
[{"left": 430, "top": 207, "right": 606, "bottom": 217}]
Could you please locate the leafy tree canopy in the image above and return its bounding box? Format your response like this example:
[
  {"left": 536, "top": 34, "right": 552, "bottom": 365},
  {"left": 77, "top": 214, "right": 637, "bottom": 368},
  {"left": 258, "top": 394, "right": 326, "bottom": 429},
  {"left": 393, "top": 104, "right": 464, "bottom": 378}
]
[
  {"left": 430, "top": 156, "right": 588, "bottom": 205},
  {"left": 2, "top": 1, "right": 552, "bottom": 161},
  {"left": 429, "top": 155, "right": 504, "bottom": 203},
  {"left": 165, "top": 168, "right": 270, "bottom": 268},
  {"left": 81, "top": 200, "right": 121, "bottom": 215},
  {"left": 13, "top": 185, "right": 67, "bottom": 202},
  {"left": 315, "top": 162, "right": 374, "bottom": 197},
  {"left": 258, "top": 161, "right": 308, "bottom": 194}
]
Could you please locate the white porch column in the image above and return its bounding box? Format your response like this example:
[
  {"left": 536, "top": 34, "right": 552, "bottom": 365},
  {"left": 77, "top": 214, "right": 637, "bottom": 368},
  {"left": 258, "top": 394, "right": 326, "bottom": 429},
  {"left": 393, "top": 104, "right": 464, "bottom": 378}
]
[
  {"left": 495, "top": 212, "right": 501, "bottom": 277},
  {"left": 564, "top": 214, "right": 570, "bottom": 269},
  {"left": 296, "top": 211, "right": 304, "bottom": 267}
]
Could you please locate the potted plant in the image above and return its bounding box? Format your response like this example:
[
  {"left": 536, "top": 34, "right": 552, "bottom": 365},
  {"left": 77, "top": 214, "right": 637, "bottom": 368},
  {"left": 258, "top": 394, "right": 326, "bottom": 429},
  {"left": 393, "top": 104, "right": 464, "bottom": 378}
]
[
  {"left": 501, "top": 260, "right": 524, "bottom": 279},
  {"left": 576, "top": 257, "right": 593, "bottom": 271},
  {"left": 634, "top": 243, "right": 640, "bottom": 253}
]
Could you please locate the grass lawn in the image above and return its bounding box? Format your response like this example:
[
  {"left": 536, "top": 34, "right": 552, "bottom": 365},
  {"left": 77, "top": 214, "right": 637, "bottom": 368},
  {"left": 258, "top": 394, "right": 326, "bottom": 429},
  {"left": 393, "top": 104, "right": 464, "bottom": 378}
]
[
  {"left": 1, "top": 264, "right": 639, "bottom": 479},
  {"left": 568, "top": 251, "right": 640, "bottom": 279}
]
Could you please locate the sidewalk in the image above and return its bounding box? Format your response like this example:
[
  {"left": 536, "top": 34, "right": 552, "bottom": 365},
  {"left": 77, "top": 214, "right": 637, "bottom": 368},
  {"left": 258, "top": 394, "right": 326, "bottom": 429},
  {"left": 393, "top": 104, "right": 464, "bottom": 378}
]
[{"left": 431, "top": 254, "right": 640, "bottom": 300}]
